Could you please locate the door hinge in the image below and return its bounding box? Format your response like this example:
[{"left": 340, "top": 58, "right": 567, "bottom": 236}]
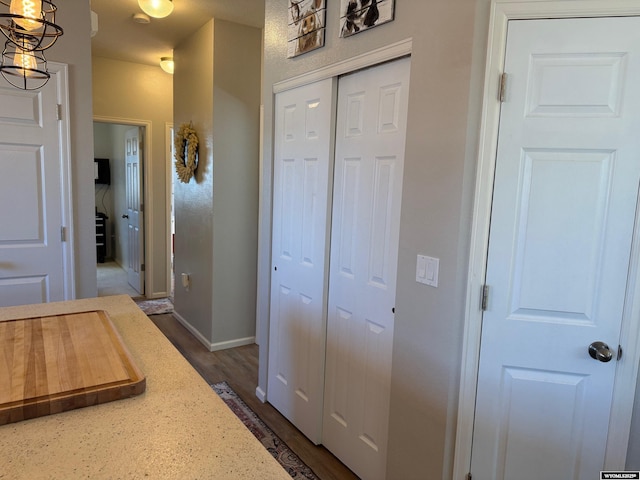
[
  {"left": 56, "top": 104, "right": 62, "bottom": 120},
  {"left": 466, "top": 473, "right": 472, "bottom": 480},
  {"left": 60, "top": 226, "right": 66, "bottom": 242},
  {"left": 141, "top": 263, "right": 145, "bottom": 272},
  {"left": 481, "top": 284, "right": 489, "bottom": 311},
  {"left": 498, "top": 72, "right": 508, "bottom": 102}
]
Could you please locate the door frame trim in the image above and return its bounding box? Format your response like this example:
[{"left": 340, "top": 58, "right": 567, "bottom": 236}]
[
  {"left": 165, "top": 121, "right": 173, "bottom": 301},
  {"left": 92, "top": 116, "right": 154, "bottom": 298},
  {"left": 454, "top": 1, "right": 640, "bottom": 477},
  {"left": 49, "top": 62, "right": 75, "bottom": 300},
  {"left": 272, "top": 38, "right": 412, "bottom": 94}
]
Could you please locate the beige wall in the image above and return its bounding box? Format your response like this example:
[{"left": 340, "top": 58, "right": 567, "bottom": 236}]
[
  {"left": 173, "top": 19, "right": 262, "bottom": 348},
  {"left": 173, "top": 20, "right": 216, "bottom": 341},
  {"left": 212, "top": 20, "right": 262, "bottom": 343},
  {"left": 259, "top": 0, "right": 486, "bottom": 478},
  {"left": 47, "top": 0, "right": 96, "bottom": 299},
  {"left": 92, "top": 57, "right": 173, "bottom": 298}
]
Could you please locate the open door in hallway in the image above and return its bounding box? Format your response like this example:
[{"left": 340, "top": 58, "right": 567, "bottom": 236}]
[{"left": 125, "top": 127, "right": 144, "bottom": 294}]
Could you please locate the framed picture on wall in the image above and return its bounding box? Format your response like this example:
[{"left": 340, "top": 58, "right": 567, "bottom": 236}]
[
  {"left": 287, "top": 0, "right": 327, "bottom": 58},
  {"left": 339, "top": 0, "right": 395, "bottom": 38}
]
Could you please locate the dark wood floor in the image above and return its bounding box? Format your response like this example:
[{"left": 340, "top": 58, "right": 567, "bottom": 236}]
[{"left": 148, "top": 313, "right": 359, "bottom": 480}]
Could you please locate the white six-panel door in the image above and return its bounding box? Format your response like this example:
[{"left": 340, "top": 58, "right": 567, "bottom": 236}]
[
  {"left": 471, "top": 17, "right": 640, "bottom": 480},
  {"left": 323, "top": 57, "right": 410, "bottom": 480},
  {"left": 125, "top": 127, "right": 144, "bottom": 294},
  {"left": 0, "top": 72, "right": 66, "bottom": 306},
  {"left": 268, "top": 78, "right": 334, "bottom": 443}
]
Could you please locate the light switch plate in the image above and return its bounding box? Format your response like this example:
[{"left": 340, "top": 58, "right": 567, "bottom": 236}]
[{"left": 416, "top": 255, "right": 439, "bottom": 287}]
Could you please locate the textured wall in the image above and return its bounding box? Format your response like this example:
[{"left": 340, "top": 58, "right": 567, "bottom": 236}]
[
  {"left": 173, "top": 20, "right": 216, "bottom": 342},
  {"left": 173, "top": 19, "right": 262, "bottom": 348},
  {"left": 211, "top": 20, "right": 262, "bottom": 344}
]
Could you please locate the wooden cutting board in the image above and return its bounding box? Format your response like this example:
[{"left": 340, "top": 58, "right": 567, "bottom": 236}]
[{"left": 0, "top": 310, "right": 145, "bottom": 425}]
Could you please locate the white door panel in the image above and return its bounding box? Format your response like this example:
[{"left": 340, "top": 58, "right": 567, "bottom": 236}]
[
  {"left": 472, "top": 17, "right": 640, "bottom": 480},
  {"left": 323, "top": 57, "right": 410, "bottom": 480},
  {"left": 125, "top": 128, "right": 144, "bottom": 294},
  {"left": 0, "top": 80, "right": 64, "bottom": 306},
  {"left": 268, "top": 78, "right": 334, "bottom": 443}
]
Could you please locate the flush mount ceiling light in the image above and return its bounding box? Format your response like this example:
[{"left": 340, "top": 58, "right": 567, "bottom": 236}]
[
  {"left": 159, "top": 56, "right": 174, "bottom": 74},
  {"left": 132, "top": 12, "right": 150, "bottom": 24},
  {"left": 138, "top": 0, "right": 173, "bottom": 19},
  {"left": 0, "top": 36, "right": 49, "bottom": 90},
  {"left": 0, "top": 0, "right": 64, "bottom": 52}
]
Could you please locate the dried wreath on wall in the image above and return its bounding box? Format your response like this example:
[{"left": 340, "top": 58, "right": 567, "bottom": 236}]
[{"left": 174, "top": 122, "right": 199, "bottom": 183}]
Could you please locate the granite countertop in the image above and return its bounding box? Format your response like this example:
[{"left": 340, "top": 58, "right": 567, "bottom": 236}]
[{"left": 0, "top": 295, "right": 290, "bottom": 480}]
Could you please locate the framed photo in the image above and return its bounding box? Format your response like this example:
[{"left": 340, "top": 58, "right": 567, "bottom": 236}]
[
  {"left": 287, "top": 0, "right": 327, "bottom": 58},
  {"left": 339, "top": 0, "right": 395, "bottom": 38}
]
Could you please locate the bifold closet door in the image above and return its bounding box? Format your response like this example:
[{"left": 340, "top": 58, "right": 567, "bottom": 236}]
[
  {"left": 323, "top": 57, "right": 411, "bottom": 480},
  {"left": 268, "top": 78, "right": 334, "bottom": 444}
]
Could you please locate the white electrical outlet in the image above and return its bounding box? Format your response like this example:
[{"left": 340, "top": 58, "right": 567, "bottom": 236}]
[
  {"left": 181, "top": 273, "right": 190, "bottom": 289},
  {"left": 416, "top": 255, "right": 439, "bottom": 287}
]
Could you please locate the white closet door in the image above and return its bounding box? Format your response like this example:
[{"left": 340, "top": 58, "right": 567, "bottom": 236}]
[
  {"left": 323, "top": 57, "right": 411, "bottom": 480},
  {"left": 268, "top": 78, "right": 334, "bottom": 443}
]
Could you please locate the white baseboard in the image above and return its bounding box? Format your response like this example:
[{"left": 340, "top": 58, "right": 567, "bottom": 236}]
[
  {"left": 147, "top": 292, "right": 169, "bottom": 300},
  {"left": 209, "top": 336, "right": 256, "bottom": 352},
  {"left": 172, "top": 311, "right": 255, "bottom": 352},
  {"left": 255, "top": 386, "right": 267, "bottom": 403},
  {"left": 172, "top": 310, "right": 214, "bottom": 350}
]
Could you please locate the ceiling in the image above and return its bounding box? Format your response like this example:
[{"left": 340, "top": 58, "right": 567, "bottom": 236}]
[{"left": 90, "top": 0, "right": 265, "bottom": 67}]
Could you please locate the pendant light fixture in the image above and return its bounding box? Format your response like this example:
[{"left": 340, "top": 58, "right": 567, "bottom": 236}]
[
  {"left": 138, "top": 0, "right": 173, "bottom": 19},
  {"left": 0, "top": 35, "right": 49, "bottom": 90},
  {"left": 10, "top": 0, "right": 40, "bottom": 30},
  {"left": 0, "top": 0, "right": 62, "bottom": 90},
  {"left": 0, "top": 0, "right": 63, "bottom": 51}
]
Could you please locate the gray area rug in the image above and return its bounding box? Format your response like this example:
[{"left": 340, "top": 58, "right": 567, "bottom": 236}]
[{"left": 134, "top": 297, "right": 173, "bottom": 315}]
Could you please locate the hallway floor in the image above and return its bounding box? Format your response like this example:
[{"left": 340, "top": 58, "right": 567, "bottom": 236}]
[{"left": 97, "top": 261, "right": 142, "bottom": 297}]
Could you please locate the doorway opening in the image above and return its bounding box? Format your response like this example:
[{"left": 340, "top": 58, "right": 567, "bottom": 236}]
[{"left": 94, "top": 120, "right": 147, "bottom": 298}]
